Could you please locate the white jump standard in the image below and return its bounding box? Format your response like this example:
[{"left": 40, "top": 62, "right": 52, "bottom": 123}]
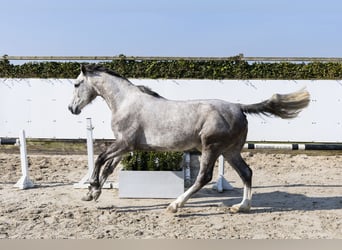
[
  {"left": 212, "top": 155, "right": 234, "bottom": 192},
  {"left": 13, "top": 130, "right": 34, "bottom": 189},
  {"left": 73, "top": 118, "right": 114, "bottom": 189}
]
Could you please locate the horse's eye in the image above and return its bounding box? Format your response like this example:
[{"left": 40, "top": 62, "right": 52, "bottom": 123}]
[{"left": 74, "top": 80, "right": 83, "bottom": 88}]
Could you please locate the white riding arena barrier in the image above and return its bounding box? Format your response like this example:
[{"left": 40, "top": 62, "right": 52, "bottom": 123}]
[{"left": 1, "top": 79, "right": 342, "bottom": 142}]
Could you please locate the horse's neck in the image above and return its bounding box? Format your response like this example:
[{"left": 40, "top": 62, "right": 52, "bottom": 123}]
[{"left": 94, "top": 75, "right": 136, "bottom": 113}]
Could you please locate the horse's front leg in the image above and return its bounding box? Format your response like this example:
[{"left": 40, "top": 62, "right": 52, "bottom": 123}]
[
  {"left": 99, "top": 156, "right": 122, "bottom": 187},
  {"left": 82, "top": 142, "right": 126, "bottom": 202},
  {"left": 81, "top": 152, "right": 107, "bottom": 201}
]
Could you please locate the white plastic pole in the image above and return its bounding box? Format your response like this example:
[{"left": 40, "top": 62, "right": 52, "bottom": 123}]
[
  {"left": 86, "top": 118, "right": 95, "bottom": 178},
  {"left": 14, "top": 129, "right": 34, "bottom": 189},
  {"left": 74, "top": 118, "right": 94, "bottom": 188},
  {"left": 212, "top": 155, "right": 234, "bottom": 192},
  {"left": 74, "top": 118, "right": 113, "bottom": 189}
]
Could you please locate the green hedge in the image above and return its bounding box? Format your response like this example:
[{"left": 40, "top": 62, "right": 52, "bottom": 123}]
[
  {"left": 1, "top": 55, "right": 342, "bottom": 79},
  {"left": 121, "top": 151, "right": 184, "bottom": 171}
]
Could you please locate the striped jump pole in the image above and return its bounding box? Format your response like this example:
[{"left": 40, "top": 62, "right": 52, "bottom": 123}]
[{"left": 244, "top": 143, "right": 342, "bottom": 150}]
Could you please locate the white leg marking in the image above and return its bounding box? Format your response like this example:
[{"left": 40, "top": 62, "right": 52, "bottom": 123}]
[
  {"left": 230, "top": 185, "right": 252, "bottom": 213},
  {"left": 166, "top": 185, "right": 197, "bottom": 213}
]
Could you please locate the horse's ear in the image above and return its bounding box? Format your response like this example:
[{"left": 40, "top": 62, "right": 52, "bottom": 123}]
[{"left": 81, "top": 64, "right": 86, "bottom": 74}]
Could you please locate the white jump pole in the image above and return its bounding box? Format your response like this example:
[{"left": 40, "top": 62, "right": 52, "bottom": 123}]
[
  {"left": 74, "top": 118, "right": 113, "bottom": 189},
  {"left": 14, "top": 129, "right": 34, "bottom": 189},
  {"left": 74, "top": 118, "right": 95, "bottom": 188},
  {"left": 212, "top": 155, "right": 234, "bottom": 192},
  {"left": 86, "top": 117, "right": 95, "bottom": 181}
]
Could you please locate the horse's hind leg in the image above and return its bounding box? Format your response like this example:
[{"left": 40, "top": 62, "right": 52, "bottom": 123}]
[
  {"left": 166, "top": 149, "right": 218, "bottom": 213},
  {"left": 224, "top": 152, "right": 253, "bottom": 213}
]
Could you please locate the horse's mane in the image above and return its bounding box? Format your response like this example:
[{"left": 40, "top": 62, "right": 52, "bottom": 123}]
[
  {"left": 83, "top": 64, "right": 163, "bottom": 99},
  {"left": 136, "top": 85, "right": 163, "bottom": 98},
  {"left": 83, "top": 64, "right": 124, "bottom": 79}
]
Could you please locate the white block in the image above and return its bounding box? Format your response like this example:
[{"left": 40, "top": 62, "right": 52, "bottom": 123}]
[{"left": 119, "top": 171, "right": 184, "bottom": 198}]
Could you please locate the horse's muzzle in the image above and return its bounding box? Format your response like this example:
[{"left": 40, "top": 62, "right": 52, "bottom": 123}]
[{"left": 68, "top": 105, "right": 81, "bottom": 115}]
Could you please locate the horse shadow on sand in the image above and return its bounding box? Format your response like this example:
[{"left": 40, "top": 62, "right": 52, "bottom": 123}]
[
  {"left": 102, "top": 183, "right": 342, "bottom": 215},
  {"left": 185, "top": 183, "right": 342, "bottom": 214}
]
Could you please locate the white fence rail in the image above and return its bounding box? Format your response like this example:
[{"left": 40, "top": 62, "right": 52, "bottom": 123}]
[{"left": 1, "top": 78, "right": 341, "bottom": 142}]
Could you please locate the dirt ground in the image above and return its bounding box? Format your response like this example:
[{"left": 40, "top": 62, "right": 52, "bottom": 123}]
[{"left": 0, "top": 150, "right": 341, "bottom": 239}]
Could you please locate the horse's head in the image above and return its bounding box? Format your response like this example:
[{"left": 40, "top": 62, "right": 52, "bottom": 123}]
[{"left": 68, "top": 65, "right": 98, "bottom": 115}]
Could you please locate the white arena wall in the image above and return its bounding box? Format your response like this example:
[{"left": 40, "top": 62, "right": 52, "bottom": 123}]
[{"left": 0, "top": 78, "right": 341, "bottom": 142}]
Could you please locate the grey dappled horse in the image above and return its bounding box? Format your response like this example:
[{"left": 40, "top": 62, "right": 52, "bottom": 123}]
[{"left": 68, "top": 64, "right": 310, "bottom": 213}]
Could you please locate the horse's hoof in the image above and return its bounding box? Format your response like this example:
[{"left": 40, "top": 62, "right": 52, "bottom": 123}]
[
  {"left": 92, "top": 190, "right": 102, "bottom": 201},
  {"left": 82, "top": 193, "right": 93, "bottom": 201},
  {"left": 229, "top": 204, "right": 251, "bottom": 214},
  {"left": 166, "top": 203, "right": 178, "bottom": 213},
  {"left": 229, "top": 206, "right": 240, "bottom": 214}
]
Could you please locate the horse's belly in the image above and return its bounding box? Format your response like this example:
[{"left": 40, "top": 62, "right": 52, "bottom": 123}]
[{"left": 138, "top": 129, "right": 200, "bottom": 152}]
